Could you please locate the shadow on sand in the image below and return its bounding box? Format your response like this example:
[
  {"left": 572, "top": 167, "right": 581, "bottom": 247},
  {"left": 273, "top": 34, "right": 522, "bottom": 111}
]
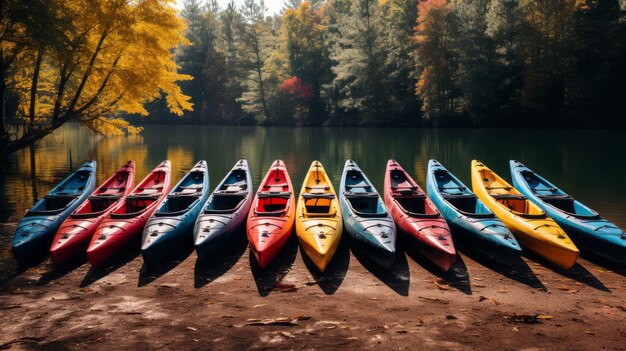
[
  {"left": 351, "top": 243, "right": 410, "bottom": 296},
  {"left": 523, "top": 251, "right": 610, "bottom": 292},
  {"left": 250, "top": 235, "right": 298, "bottom": 297},
  {"left": 194, "top": 232, "right": 248, "bottom": 288},
  {"left": 37, "top": 257, "right": 87, "bottom": 286},
  {"left": 137, "top": 240, "right": 195, "bottom": 287},
  {"left": 300, "top": 237, "right": 350, "bottom": 295},
  {"left": 579, "top": 250, "right": 626, "bottom": 277},
  {"left": 457, "top": 244, "right": 547, "bottom": 291},
  {"left": 80, "top": 243, "right": 140, "bottom": 287},
  {"left": 402, "top": 241, "right": 472, "bottom": 295}
]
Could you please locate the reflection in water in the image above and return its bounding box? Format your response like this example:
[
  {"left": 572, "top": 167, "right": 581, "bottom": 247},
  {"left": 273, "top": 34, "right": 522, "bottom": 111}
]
[{"left": 1, "top": 123, "right": 625, "bottom": 238}]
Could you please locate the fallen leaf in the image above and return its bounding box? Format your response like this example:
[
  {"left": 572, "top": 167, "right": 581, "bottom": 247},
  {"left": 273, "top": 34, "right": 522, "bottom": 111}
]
[
  {"left": 434, "top": 278, "right": 452, "bottom": 291},
  {"left": 187, "top": 327, "right": 198, "bottom": 331},
  {"left": 446, "top": 315, "right": 458, "bottom": 320},
  {"left": 396, "top": 330, "right": 408, "bottom": 334},
  {"left": 253, "top": 304, "right": 267, "bottom": 308},
  {"left": 272, "top": 283, "right": 298, "bottom": 293},
  {"left": 472, "top": 283, "right": 486, "bottom": 288},
  {"left": 478, "top": 296, "right": 488, "bottom": 302}
]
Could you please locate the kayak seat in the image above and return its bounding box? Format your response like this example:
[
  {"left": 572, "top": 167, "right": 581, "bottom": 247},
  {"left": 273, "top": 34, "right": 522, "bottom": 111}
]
[
  {"left": 258, "top": 191, "right": 291, "bottom": 198},
  {"left": 490, "top": 194, "right": 526, "bottom": 200},
  {"left": 136, "top": 187, "right": 163, "bottom": 195},
  {"left": 344, "top": 192, "right": 378, "bottom": 198},
  {"left": 302, "top": 193, "right": 335, "bottom": 199}
]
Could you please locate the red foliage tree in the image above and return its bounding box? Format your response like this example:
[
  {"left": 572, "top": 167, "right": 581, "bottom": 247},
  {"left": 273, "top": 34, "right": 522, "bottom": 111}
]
[{"left": 279, "top": 76, "right": 314, "bottom": 102}]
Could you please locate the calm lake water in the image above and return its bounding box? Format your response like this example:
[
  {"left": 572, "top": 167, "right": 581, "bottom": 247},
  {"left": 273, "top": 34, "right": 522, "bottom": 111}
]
[{"left": 1, "top": 123, "right": 625, "bottom": 232}]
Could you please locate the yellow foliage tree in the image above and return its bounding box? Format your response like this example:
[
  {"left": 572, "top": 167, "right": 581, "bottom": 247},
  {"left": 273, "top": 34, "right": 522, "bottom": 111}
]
[{"left": 0, "top": 0, "right": 192, "bottom": 157}]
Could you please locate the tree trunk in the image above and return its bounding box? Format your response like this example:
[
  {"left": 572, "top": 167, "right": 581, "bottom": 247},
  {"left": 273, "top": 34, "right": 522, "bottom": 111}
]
[
  {"left": 29, "top": 47, "right": 45, "bottom": 132},
  {"left": 0, "top": 74, "right": 7, "bottom": 142},
  {"left": 254, "top": 49, "right": 270, "bottom": 122}
]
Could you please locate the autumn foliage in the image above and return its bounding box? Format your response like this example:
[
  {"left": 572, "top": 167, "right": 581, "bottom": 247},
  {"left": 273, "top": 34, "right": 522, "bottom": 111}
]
[{"left": 279, "top": 77, "right": 314, "bottom": 101}]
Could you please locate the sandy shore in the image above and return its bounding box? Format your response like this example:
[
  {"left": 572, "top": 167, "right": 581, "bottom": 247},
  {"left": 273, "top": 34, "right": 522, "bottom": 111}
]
[{"left": 0, "top": 223, "right": 625, "bottom": 350}]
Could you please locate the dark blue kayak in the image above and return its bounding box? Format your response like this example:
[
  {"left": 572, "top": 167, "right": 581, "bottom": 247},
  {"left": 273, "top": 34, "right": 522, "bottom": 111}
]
[
  {"left": 510, "top": 160, "right": 626, "bottom": 265},
  {"left": 194, "top": 159, "right": 253, "bottom": 261},
  {"left": 339, "top": 160, "right": 396, "bottom": 268},
  {"left": 426, "top": 160, "right": 522, "bottom": 263},
  {"left": 12, "top": 161, "right": 97, "bottom": 263},
  {"left": 141, "top": 161, "right": 210, "bottom": 265}
]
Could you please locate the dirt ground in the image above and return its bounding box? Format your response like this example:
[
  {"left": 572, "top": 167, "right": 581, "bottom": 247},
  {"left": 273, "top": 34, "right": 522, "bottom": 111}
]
[{"left": 0, "top": 223, "right": 625, "bottom": 351}]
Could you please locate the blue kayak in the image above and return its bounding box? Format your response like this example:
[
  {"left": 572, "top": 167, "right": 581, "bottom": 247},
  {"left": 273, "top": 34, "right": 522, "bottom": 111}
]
[
  {"left": 194, "top": 159, "right": 253, "bottom": 261},
  {"left": 339, "top": 160, "right": 396, "bottom": 268},
  {"left": 510, "top": 160, "right": 626, "bottom": 265},
  {"left": 12, "top": 161, "right": 97, "bottom": 262},
  {"left": 426, "top": 160, "right": 522, "bottom": 263},
  {"left": 141, "top": 161, "right": 210, "bottom": 265}
]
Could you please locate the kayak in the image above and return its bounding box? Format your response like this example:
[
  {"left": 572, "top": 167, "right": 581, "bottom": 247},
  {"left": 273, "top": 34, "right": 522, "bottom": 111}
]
[
  {"left": 86, "top": 160, "right": 172, "bottom": 267},
  {"left": 384, "top": 160, "right": 456, "bottom": 272},
  {"left": 425, "top": 160, "right": 522, "bottom": 265},
  {"left": 247, "top": 160, "right": 296, "bottom": 268},
  {"left": 141, "top": 161, "right": 210, "bottom": 265},
  {"left": 194, "top": 159, "right": 254, "bottom": 261},
  {"left": 471, "top": 160, "right": 579, "bottom": 269},
  {"left": 12, "top": 161, "right": 97, "bottom": 263},
  {"left": 510, "top": 160, "right": 626, "bottom": 265},
  {"left": 295, "top": 161, "right": 343, "bottom": 272},
  {"left": 339, "top": 160, "right": 396, "bottom": 268},
  {"left": 50, "top": 161, "right": 135, "bottom": 265}
]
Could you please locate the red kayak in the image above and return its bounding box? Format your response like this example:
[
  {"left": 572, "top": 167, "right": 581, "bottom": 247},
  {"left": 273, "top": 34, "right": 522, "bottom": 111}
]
[
  {"left": 86, "top": 160, "right": 171, "bottom": 267},
  {"left": 383, "top": 160, "right": 457, "bottom": 272},
  {"left": 50, "top": 161, "right": 135, "bottom": 265},
  {"left": 247, "top": 160, "right": 295, "bottom": 268}
]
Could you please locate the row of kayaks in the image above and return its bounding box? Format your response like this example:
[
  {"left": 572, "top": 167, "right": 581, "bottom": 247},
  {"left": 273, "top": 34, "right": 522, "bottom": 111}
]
[{"left": 11, "top": 158, "right": 626, "bottom": 272}]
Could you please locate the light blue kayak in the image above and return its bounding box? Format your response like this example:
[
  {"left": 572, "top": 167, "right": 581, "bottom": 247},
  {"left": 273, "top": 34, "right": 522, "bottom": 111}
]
[
  {"left": 339, "top": 160, "right": 396, "bottom": 268},
  {"left": 510, "top": 160, "right": 626, "bottom": 265},
  {"left": 141, "top": 161, "right": 210, "bottom": 264},
  {"left": 12, "top": 161, "right": 97, "bottom": 263},
  {"left": 426, "top": 160, "right": 522, "bottom": 263}
]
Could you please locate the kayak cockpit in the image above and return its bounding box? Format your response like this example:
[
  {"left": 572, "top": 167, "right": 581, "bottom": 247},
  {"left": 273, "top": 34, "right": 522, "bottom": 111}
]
[
  {"left": 155, "top": 195, "right": 200, "bottom": 216},
  {"left": 393, "top": 195, "right": 441, "bottom": 218},
  {"left": 490, "top": 194, "right": 546, "bottom": 219},
  {"left": 110, "top": 196, "right": 158, "bottom": 218},
  {"left": 344, "top": 193, "right": 387, "bottom": 218},
  {"left": 302, "top": 192, "right": 336, "bottom": 217},
  {"left": 70, "top": 196, "right": 122, "bottom": 218},
  {"left": 442, "top": 194, "right": 495, "bottom": 218},
  {"left": 28, "top": 195, "right": 78, "bottom": 215},
  {"left": 204, "top": 193, "right": 247, "bottom": 214},
  {"left": 540, "top": 196, "right": 600, "bottom": 219},
  {"left": 254, "top": 191, "right": 291, "bottom": 216},
  {"left": 433, "top": 170, "right": 473, "bottom": 196}
]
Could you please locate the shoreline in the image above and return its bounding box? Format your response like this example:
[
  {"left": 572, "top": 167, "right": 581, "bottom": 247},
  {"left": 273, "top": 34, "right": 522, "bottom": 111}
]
[{"left": 1, "top": 223, "right": 625, "bottom": 350}]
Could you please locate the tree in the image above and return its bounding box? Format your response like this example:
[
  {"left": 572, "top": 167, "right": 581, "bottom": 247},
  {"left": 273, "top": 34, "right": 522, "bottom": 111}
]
[
  {"left": 267, "top": 1, "right": 331, "bottom": 124},
  {"left": 413, "top": 0, "right": 460, "bottom": 123},
  {"left": 237, "top": 0, "right": 273, "bottom": 123},
  {"left": 380, "top": 0, "right": 421, "bottom": 123},
  {"left": 0, "top": 0, "right": 192, "bottom": 158},
  {"left": 326, "top": 0, "right": 391, "bottom": 124}
]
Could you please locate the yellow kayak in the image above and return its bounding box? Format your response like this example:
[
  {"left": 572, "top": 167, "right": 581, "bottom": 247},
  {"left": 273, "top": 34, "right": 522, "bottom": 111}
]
[
  {"left": 471, "top": 160, "right": 579, "bottom": 269},
  {"left": 295, "top": 161, "right": 343, "bottom": 272}
]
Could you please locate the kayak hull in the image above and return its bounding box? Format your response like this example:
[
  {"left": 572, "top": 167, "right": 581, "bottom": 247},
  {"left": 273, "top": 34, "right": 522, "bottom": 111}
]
[
  {"left": 247, "top": 160, "right": 295, "bottom": 268},
  {"left": 142, "top": 161, "right": 210, "bottom": 265},
  {"left": 12, "top": 161, "right": 97, "bottom": 263},
  {"left": 471, "top": 160, "right": 579, "bottom": 270},
  {"left": 194, "top": 159, "right": 253, "bottom": 261},
  {"left": 87, "top": 161, "right": 172, "bottom": 267},
  {"left": 510, "top": 160, "right": 626, "bottom": 265},
  {"left": 384, "top": 160, "right": 456, "bottom": 272},
  {"left": 339, "top": 160, "right": 396, "bottom": 269},
  {"left": 295, "top": 161, "right": 343, "bottom": 273}
]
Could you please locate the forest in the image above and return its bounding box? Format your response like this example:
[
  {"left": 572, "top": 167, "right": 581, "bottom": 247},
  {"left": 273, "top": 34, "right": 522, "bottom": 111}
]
[
  {"left": 141, "top": 0, "right": 626, "bottom": 128},
  {"left": 1, "top": 0, "right": 625, "bottom": 158}
]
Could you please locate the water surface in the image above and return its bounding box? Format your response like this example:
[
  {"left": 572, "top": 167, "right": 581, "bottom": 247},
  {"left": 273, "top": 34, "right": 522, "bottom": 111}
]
[{"left": 2, "top": 123, "right": 624, "bottom": 230}]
